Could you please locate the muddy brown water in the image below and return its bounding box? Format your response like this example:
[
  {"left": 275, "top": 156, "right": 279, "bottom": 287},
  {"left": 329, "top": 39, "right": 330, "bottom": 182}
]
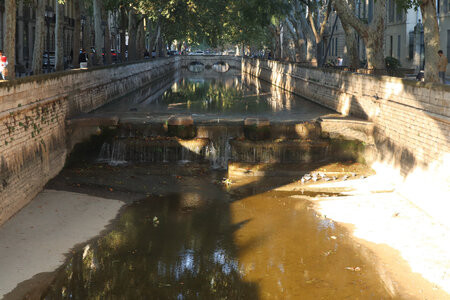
[{"left": 37, "top": 163, "right": 398, "bottom": 300}]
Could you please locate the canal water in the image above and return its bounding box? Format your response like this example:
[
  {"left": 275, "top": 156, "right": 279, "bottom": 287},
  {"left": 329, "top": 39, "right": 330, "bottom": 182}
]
[{"left": 39, "top": 72, "right": 398, "bottom": 299}]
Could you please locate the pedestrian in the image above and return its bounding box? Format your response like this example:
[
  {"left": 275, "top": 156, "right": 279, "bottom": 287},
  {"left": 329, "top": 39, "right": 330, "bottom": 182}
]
[
  {"left": 438, "top": 50, "right": 448, "bottom": 84},
  {"left": 337, "top": 56, "right": 343, "bottom": 67},
  {"left": 79, "top": 49, "right": 88, "bottom": 69},
  {"left": 0, "top": 50, "right": 8, "bottom": 80}
]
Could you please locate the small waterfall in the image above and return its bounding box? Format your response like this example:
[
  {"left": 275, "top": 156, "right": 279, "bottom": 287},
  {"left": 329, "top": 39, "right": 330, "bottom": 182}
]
[
  {"left": 205, "top": 143, "right": 219, "bottom": 169},
  {"left": 97, "top": 140, "right": 128, "bottom": 166},
  {"left": 205, "top": 135, "right": 233, "bottom": 170}
]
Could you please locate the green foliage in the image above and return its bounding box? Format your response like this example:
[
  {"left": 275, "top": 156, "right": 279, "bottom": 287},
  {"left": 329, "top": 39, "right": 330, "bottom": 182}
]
[{"left": 385, "top": 56, "right": 401, "bottom": 70}]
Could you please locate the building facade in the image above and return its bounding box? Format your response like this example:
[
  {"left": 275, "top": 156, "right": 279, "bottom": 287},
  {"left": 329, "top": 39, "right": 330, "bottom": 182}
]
[{"left": 322, "top": 0, "right": 450, "bottom": 75}]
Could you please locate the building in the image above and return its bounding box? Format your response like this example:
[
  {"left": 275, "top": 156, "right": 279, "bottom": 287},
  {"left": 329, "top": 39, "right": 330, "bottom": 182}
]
[
  {"left": 322, "top": 0, "right": 450, "bottom": 75},
  {"left": 0, "top": 0, "right": 76, "bottom": 72}
]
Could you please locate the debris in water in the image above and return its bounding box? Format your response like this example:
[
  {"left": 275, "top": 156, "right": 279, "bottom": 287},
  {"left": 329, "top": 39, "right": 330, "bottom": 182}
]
[
  {"left": 345, "top": 266, "right": 361, "bottom": 272},
  {"left": 330, "top": 236, "right": 337, "bottom": 240},
  {"left": 153, "top": 216, "right": 160, "bottom": 227},
  {"left": 222, "top": 178, "right": 233, "bottom": 187}
]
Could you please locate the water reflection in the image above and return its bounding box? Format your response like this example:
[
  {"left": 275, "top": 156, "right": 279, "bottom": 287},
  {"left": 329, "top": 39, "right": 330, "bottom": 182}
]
[
  {"left": 98, "top": 72, "right": 333, "bottom": 120},
  {"left": 42, "top": 194, "right": 258, "bottom": 299},
  {"left": 43, "top": 186, "right": 396, "bottom": 300}
]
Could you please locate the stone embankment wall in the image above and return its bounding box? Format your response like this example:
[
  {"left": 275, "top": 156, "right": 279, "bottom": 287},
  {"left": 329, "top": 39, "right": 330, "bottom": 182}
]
[
  {"left": 0, "top": 58, "right": 179, "bottom": 225},
  {"left": 243, "top": 58, "right": 450, "bottom": 226}
]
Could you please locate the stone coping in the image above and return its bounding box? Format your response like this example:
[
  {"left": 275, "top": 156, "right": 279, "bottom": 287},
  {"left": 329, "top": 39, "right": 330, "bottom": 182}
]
[
  {"left": 0, "top": 57, "right": 177, "bottom": 88},
  {"left": 244, "top": 58, "right": 450, "bottom": 92}
]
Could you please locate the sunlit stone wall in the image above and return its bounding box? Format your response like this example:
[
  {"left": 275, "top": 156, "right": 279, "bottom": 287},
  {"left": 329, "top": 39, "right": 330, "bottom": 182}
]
[
  {"left": 243, "top": 58, "right": 450, "bottom": 226},
  {"left": 0, "top": 58, "right": 179, "bottom": 225}
]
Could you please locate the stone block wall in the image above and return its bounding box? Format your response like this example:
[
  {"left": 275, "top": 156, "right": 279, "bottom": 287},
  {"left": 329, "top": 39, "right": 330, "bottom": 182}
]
[
  {"left": 0, "top": 58, "right": 179, "bottom": 225},
  {"left": 243, "top": 58, "right": 450, "bottom": 226}
]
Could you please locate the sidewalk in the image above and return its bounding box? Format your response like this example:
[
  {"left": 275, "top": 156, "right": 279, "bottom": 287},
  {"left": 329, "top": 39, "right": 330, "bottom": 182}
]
[{"left": 0, "top": 190, "right": 125, "bottom": 299}]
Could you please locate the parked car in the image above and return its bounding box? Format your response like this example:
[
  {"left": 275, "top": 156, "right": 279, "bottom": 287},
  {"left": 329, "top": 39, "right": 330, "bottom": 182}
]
[
  {"left": 167, "top": 50, "right": 180, "bottom": 56},
  {"left": 188, "top": 50, "right": 205, "bottom": 56},
  {"left": 43, "top": 52, "right": 55, "bottom": 67},
  {"left": 102, "top": 49, "right": 120, "bottom": 62}
]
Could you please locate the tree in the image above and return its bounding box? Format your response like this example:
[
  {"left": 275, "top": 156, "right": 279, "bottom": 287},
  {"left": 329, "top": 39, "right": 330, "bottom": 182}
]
[
  {"left": 285, "top": 11, "right": 307, "bottom": 62},
  {"left": 32, "top": 0, "right": 46, "bottom": 74},
  {"left": 93, "top": 0, "right": 104, "bottom": 65},
  {"left": 418, "top": 0, "right": 440, "bottom": 82},
  {"left": 339, "top": 0, "right": 359, "bottom": 69},
  {"left": 5, "top": 0, "right": 16, "bottom": 79},
  {"left": 333, "top": 0, "right": 386, "bottom": 69},
  {"left": 55, "top": 0, "right": 65, "bottom": 71},
  {"left": 72, "top": 0, "right": 81, "bottom": 68}
]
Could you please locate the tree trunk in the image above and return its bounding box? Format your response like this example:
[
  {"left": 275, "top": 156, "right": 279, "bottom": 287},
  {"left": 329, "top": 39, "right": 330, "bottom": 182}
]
[
  {"left": 340, "top": 0, "right": 359, "bottom": 69},
  {"left": 84, "top": 16, "right": 93, "bottom": 66},
  {"left": 269, "top": 24, "right": 282, "bottom": 60},
  {"left": 119, "top": 6, "right": 127, "bottom": 62},
  {"left": 55, "top": 0, "right": 64, "bottom": 71},
  {"left": 136, "top": 19, "right": 144, "bottom": 59},
  {"left": 103, "top": 11, "right": 112, "bottom": 64},
  {"left": 342, "top": 21, "right": 359, "bottom": 69},
  {"left": 128, "top": 11, "right": 137, "bottom": 60},
  {"left": 297, "top": 9, "right": 317, "bottom": 64},
  {"left": 32, "top": 0, "right": 46, "bottom": 75},
  {"left": 420, "top": 0, "right": 441, "bottom": 82},
  {"left": 148, "top": 20, "right": 160, "bottom": 59},
  {"left": 333, "top": 0, "right": 385, "bottom": 69},
  {"left": 93, "top": 0, "right": 104, "bottom": 65},
  {"left": 17, "top": 0, "right": 24, "bottom": 65},
  {"left": 72, "top": 0, "right": 81, "bottom": 68},
  {"left": 5, "top": 0, "right": 16, "bottom": 79},
  {"left": 286, "top": 17, "right": 306, "bottom": 62}
]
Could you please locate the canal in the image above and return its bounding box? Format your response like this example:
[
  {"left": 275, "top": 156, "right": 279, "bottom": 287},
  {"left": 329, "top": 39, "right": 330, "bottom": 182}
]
[{"left": 5, "top": 70, "right": 418, "bottom": 299}]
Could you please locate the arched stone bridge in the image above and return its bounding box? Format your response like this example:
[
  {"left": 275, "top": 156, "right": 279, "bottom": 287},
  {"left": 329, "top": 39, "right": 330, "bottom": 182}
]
[{"left": 179, "top": 55, "right": 242, "bottom": 71}]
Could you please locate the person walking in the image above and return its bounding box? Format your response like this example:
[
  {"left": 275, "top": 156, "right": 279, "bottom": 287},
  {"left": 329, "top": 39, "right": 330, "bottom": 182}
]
[
  {"left": 79, "top": 49, "right": 88, "bottom": 69},
  {"left": 0, "top": 50, "right": 8, "bottom": 80},
  {"left": 438, "top": 50, "right": 448, "bottom": 84}
]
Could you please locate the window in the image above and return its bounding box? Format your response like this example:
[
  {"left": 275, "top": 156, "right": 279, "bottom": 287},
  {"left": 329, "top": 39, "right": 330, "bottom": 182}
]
[
  {"left": 390, "top": 36, "right": 393, "bottom": 57},
  {"left": 397, "top": 35, "right": 401, "bottom": 59},
  {"left": 409, "top": 31, "right": 414, "bottom": 59},
  {"left": 389, "top": 0, "right": 395, "bottom": 22},
  {"left": 368, "top": 0, "right": 374, "bottom": 23},
  {"left": 447, "top": 30, "right": 450, "bottom": 60},
  {"left": 396, "top": 8, "right": 403, "bottom": 22},
  {"left": 335, "top": 38, "right": 338, "bottom": 56}
]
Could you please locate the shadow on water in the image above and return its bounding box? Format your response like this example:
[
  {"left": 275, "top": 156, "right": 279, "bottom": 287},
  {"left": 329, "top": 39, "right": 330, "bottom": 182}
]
[{"left": 41, "top": 190, "right": 259, "bottom": 300}]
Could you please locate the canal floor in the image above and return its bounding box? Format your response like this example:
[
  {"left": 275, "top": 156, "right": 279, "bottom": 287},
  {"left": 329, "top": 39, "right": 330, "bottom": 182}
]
[{"left": 1, "top": 162, "right": 449, "bottom": 299}]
